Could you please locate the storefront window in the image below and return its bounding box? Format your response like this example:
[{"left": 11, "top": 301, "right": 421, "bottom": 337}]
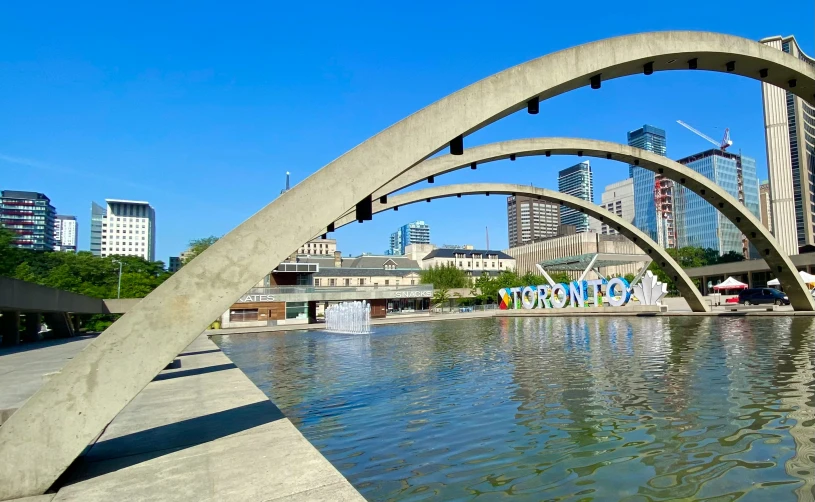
[
  {"left": 286, "top": 302, "right": 308, "bottom": 319},
  {"left": 230, "top": 309, "right": 258, "bottom": 322}
]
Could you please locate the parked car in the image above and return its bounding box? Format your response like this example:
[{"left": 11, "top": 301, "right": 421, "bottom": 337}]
[{"left": 738, "top": 288, "right": 790, "bottom": 306}]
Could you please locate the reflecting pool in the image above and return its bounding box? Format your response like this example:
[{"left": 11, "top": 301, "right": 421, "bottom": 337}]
[{"left": 212, "top": 317, "right": 815, "bottom": 501}]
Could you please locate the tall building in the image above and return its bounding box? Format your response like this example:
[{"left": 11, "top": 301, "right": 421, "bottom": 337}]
[
  {"left": 93, "top": 199, "right": 156, "bottom": 261},
  {"left": 506, "top": 195, "right": 560, "bottom": 247},
  {"left": 558, "top": 161, "right": 593, "bottom": 233},
  {"left": 388, "top": 220, "right": 430, "bottom": 255},
  {"left": 0, "top": 190, "right": 56, "bottom": 251},
  {"left": 53, "top": 215, "right": 77, "bottom": 252},
  {"left": 598, "top": 178, "right": 635, "bottom": 235},
  {"left": 675, "top": 149, "right": 760, "bottom": 256},
  {"left": 628, "top": 125, "right": 677, "bottom": 248},
  {"left": 168, "top": 256, "right": 181, "bottom": 272},
  {"left": 759, "top": 180, "right": 773, "bottom": 232},
  {"left": 90, "top": 201, "right": 105, "bottom": 256},
  {"left": 760, "top": 35, "right": 815, "bottom": 255}
]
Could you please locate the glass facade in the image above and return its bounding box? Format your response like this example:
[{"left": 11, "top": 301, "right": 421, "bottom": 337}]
[
  {"left": 90, "top": 201, "right": 105, "bottom": 256},
  {"left": 0, "top": 190, "right": 56, "bottom": 251},
  {"left": 388, "top": 220, "right": 430, "bottom": 255},
  {"left": 675, "top": 150, "right": 760, "bottom": 255},
  {"left": 628, "top": 125, "right": 674, "bottom": 247},
  {"left": 557, "top": 161, "right": 593, "bottom": 233}
]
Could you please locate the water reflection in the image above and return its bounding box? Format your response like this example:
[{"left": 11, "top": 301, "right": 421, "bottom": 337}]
[{"left": 213, "top": 317, "right": 815, "bottom": 501}]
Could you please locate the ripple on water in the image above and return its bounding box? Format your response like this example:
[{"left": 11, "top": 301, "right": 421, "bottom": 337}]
[{"left": 213, "top": 316, "right": 815, "bottom": 501}]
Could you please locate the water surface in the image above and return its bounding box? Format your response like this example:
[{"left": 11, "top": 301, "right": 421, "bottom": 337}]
[{"left": 213, "top": 317, "right": 815, "bottom": 501}]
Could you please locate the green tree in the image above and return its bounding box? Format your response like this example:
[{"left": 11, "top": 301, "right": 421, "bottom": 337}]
[
  {"left": 432, "top": 287, "right": 451, "bottom": 311},
  {"left": 717, "top": 250, "right": 745, "bottom": 264},
  {"left": 420, "top": 263, "right": 470, "bottom": 289},
  {"left": 182, "top": 236, "right": 220, "bottom": 265}
]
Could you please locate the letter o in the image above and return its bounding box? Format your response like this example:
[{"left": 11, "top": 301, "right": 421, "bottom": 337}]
[
  {"left": 607, "top": 277, "right": 631, "bottom": 307},
  {"left": 521, "top": 286, "right": 536, "bottom": 309}
]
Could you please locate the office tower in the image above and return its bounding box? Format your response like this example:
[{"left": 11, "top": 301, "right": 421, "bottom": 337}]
[
  {"left": 759, "top": 180, "right": 773, "bottom": 232},
  {"left": 558, "top": 161, "right": 594, "bottom": 233},
  {"left": 598, "top": 178, "right": 635, "bottom": 235},
  {"left": 628, "top": 124, "right": 677, "bottom": 248},
  {"left": 675, "top": 149, "right": 760, "bottom": 256},
  {"left": 760, "top": 35, "right": 814, "bottom": 255},
  {"left": 94, "top": 199, "right": 156, "bottom": 261},
  {"left": 389, "top": 220, "right": 430, "bottom": 255},
  {"left": 53, "top": 215, "right": 78, "bottom": 252},
  {"left": 168, "top": 256, "right": 181, "bottom": 272},
  {"left": 506, "top": 195, "right": 560, "bottom": 247},
  {"left": 0, "top": 190, "right": 56, "bottom": 250}
]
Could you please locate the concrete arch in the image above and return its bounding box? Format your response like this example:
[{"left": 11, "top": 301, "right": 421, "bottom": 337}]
[
  {"left": 330, "top": 138, "right": 814, "bottom": 311},
  {"left": 3, "top": 32, "right": 815, "bottom": 498},
  {"left": 333, "top": 183, "right": 710, "bottom": 312}
]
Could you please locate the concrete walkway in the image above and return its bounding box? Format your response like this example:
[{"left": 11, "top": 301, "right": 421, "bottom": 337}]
[{"left": 1, "top": 336, "right": 364, "bottom": 502}]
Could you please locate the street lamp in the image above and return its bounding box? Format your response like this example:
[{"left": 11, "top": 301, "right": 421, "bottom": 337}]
[{"left": 112, "top": 259, "right": 123, "bottom": 299}]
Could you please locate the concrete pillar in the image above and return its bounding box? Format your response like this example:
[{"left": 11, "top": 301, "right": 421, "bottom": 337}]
[
  {"left": 0, "top": 311, "right": 21, "bottom": 347},
  {"left": 71, "top": 314, "right": 81, "bottom": 333},
  {"left": 23, "top": 313, "right": 41, "bottom": 343},
  {"left": 748, "top": 271, "right": 753, "bottom": 288},
  {"left": 307, "top": 301, "right": 317, "bottom": 324},
  {"left": 44, "top": 313, "right": 74, "bottom": 338}
]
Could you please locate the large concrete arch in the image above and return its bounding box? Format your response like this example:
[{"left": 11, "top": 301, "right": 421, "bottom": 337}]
[
  {"left": 329, "top": 138, "right": 814, "bottom": 311},
  {"left": 3, "top": 32, "right": 815, "bottom": 498},
  {"left": 333, "top": 183, "right": 710, "bottom": 312}
]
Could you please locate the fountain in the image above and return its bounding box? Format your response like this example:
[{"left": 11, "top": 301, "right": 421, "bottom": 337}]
[{"left": 324, "top": 300, "right": 371, "bottom": 334}]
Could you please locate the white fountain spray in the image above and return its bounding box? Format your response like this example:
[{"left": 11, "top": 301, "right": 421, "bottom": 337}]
[{"left": 325, "top": 300, "right": 371, "bottom": 334}]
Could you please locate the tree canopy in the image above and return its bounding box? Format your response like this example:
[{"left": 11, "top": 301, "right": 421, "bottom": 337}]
[
  {"left": 420, "top": 263, "right": 471, "bottom": 289},
  {"left": 181, "top": 236, "right": 220, "bottom": 265}
]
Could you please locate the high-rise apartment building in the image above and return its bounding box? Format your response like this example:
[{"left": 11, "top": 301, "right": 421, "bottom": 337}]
[
  {"left": 506, "top": 195, "right": 560, "bottom": 247},
  {"left": 93, "top": 199, "right": 156, "bottom": 261},
  {"left": 628, "top": 125, "right": 677, "bottom": 248},
  {"left": 598, "top": 178, "right": 635, "bottom": 235},
  {"left": 558, "top": 161, "right": 593, "bottom": 233},
  {"left": 388, "top": 220, "right": 430, "bottom": 255},
  {"left": 759, "top": 180, "right": 773, "bottom": 232},
  {"left": 53, "top": 215, "right": 77, "bottom": 252},
  {"left": 168, "top": 256, "right": 182, "bottom": 272},
  {"left": 0, "top": 190, "right": 56, "bottom": 250},
  {"left": 760, "top": 35, "right": 815, "bottom": 255},
  {"left": 675, "top": 150, "right": 760, "bottom": 256}
]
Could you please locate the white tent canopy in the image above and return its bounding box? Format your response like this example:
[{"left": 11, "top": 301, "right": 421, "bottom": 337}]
[
  {"left": 712, "top": 276, "right": 748, "bottom": 290},
  {"left": 767, "top": 270, "right": 815, "bottom": 287}
]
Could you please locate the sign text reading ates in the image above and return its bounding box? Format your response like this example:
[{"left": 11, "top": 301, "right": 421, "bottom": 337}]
[
  {"left": 498, "top": 278, "right": 631, "bottom": 310},
  {"left": 238, "top": 294, "right": 275, "bottom": 303}
]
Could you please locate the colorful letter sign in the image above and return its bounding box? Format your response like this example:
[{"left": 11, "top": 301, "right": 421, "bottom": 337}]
[{"left": 497, "top": 272, "right": 665, "bottom": 310}]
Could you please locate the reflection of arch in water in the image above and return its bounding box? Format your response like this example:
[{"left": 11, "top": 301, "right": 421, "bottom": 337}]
[{"left": 5, "top": 32, "right": 815, "bottom": 498}]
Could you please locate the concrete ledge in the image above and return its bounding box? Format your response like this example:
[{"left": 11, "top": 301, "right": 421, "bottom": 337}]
[{"left": 724, "top": 305, "right": 776, "bottom": 312}]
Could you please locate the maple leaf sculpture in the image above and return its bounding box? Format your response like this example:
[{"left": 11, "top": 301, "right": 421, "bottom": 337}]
[{"left": 632, "top": 271, "right": 667, "bottom": 306}]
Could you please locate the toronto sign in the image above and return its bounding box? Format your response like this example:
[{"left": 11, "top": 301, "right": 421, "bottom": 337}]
[{"left": 498, "top": 271, "right": 667, "bottom": 309}]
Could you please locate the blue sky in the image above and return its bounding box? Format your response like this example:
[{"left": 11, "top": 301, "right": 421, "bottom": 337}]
[{"left": 1, "top": 1, "right": 813, "bottom": 261}]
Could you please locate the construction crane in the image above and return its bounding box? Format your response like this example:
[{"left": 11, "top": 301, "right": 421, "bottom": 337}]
[{"left": 676, "top": 120, "right": 733, "bottom": 151}]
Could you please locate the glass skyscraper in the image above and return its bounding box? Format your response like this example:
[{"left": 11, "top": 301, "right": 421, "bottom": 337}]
[
  {"left": 675, "top": 150, "right": 760, "bottom": 256},
  {"left": 628, "top": 125, "right": 677, "bottom": 248},
  {"left": 557, "top": 161, "right": 594, "bottom": 233},
  {"left": 388, "top": 220, "right": 430, "bottom": 255},
  {"left": 90, "top": 201, "right": 105, "bottom": 256}
]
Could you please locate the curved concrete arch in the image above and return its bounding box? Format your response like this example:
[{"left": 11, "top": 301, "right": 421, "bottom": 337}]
[
  {"left": 3, "top": 32, "right": 815, "bottom": 498},
  {"left": 334, "top": 183, "right": 710, "bottom": 313},
  {"left": 329, "top": 138, "right": 814, "bottom": 311}
]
